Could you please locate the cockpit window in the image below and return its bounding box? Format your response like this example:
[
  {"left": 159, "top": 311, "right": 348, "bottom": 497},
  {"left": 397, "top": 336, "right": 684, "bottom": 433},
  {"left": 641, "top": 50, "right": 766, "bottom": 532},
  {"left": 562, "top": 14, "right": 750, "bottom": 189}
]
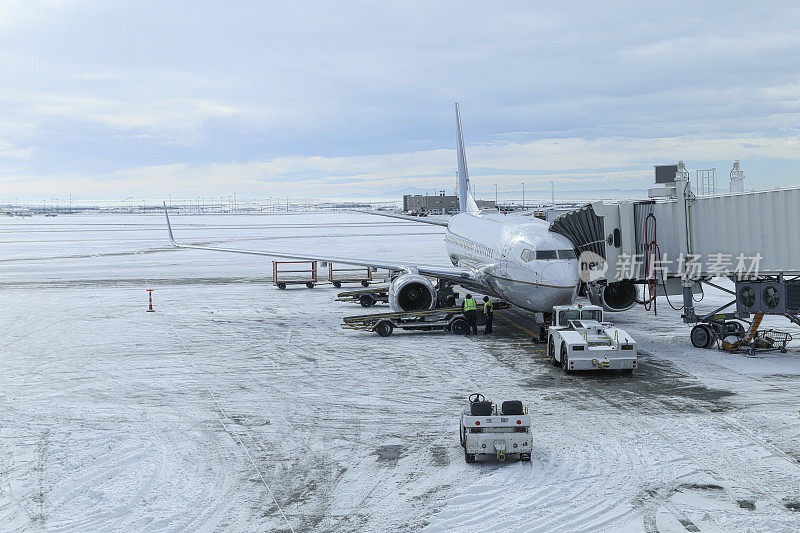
[{"left": 523, "top": 249, "right": 575, "bottom": 261}]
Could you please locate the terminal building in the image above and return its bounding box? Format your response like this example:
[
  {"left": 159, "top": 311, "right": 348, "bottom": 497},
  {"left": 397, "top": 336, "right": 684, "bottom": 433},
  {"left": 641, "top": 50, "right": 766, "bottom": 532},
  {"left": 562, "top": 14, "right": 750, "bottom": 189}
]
[{"left": 403, "top": 192, "right": 495, "bottom": 214}]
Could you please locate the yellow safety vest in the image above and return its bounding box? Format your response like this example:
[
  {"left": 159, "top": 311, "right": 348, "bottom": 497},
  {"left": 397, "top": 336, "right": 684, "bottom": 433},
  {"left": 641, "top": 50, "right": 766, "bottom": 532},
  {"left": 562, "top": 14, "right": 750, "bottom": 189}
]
[
  {"left": 484, "top": 301, "right": 493, "bottom": 314},
  {"left": 463, "top": 298, "right": 477, "bottom": 311}
]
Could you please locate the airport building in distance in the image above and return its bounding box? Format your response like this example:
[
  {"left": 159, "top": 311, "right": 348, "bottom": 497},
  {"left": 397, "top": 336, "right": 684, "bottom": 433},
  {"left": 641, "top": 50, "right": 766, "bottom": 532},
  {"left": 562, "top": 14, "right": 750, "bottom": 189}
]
[{"left": 403, "top": 192, "right": 495, "bottom": 214}]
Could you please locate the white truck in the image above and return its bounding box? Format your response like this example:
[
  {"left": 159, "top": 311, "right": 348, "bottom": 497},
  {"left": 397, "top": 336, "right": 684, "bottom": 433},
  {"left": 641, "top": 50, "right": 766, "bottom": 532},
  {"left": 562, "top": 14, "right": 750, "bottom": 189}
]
[
  {"left": 459, "top": 394, "right": 532, "bottom": 463},
  {"left": 548, "top": 304, "right": 637, "bottom": 373}
]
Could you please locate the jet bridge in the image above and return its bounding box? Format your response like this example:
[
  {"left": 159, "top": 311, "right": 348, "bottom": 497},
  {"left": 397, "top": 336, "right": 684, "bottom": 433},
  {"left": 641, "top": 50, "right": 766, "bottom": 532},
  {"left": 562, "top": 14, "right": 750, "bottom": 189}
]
[
  {"left": 551, "top": 179, "right": 800, "bottom": 283},
  {"left": 550, "top": 161, "right": 800, "bottom": 352}
]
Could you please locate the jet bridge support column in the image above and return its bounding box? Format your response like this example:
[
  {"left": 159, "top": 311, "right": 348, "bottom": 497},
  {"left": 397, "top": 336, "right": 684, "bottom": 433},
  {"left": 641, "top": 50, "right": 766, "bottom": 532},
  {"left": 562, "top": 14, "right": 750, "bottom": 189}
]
[{"left": 675, "top": 161, "right": 697, "bottom": 323}]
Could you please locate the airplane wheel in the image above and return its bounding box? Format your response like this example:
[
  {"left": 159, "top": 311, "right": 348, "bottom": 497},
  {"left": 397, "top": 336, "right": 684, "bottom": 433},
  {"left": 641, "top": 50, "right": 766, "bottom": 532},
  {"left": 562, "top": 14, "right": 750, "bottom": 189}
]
[
  {"left": 561, "top": 345, "right": 571, "bottom": 374},
  {"left": 375, "top": 321, "right": 393, "bottom": 337}
]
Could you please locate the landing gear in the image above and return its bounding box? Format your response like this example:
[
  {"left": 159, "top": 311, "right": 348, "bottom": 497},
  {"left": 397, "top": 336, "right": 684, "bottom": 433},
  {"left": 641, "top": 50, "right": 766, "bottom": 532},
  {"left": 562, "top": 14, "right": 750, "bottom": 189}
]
[{"left": 435, "top": 279, "right": 459, "bottom": 308}]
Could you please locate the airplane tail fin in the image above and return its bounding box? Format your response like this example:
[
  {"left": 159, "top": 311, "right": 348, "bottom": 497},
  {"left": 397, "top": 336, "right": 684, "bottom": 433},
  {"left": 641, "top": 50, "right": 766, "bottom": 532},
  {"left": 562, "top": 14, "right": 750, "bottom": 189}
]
[{"left": 455, "top": 102, "right": 480, "bottom": 215}]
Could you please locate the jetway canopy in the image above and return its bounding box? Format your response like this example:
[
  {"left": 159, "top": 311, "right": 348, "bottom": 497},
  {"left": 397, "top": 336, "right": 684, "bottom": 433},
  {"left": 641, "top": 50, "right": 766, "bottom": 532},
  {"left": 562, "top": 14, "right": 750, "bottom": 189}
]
[{"left": 551, "top": 186, "right": 800, "bottom": 282}]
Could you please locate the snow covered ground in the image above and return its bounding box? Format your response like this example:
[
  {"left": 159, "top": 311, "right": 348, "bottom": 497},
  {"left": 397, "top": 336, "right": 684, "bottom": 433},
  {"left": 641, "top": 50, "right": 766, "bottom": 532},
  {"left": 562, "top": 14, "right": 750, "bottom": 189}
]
[{"left": 1, "top": 211, "right": 799, "bottom": 532}]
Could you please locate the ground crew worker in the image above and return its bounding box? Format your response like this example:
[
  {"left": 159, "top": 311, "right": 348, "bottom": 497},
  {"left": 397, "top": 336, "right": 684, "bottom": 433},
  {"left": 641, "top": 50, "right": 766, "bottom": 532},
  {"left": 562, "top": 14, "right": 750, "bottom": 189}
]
[
  {"left": 462, "top": 294, "right": 479, "bottom": 335},
  {"left": 483, "top": 296, "right": 494, "bottom": 334}
]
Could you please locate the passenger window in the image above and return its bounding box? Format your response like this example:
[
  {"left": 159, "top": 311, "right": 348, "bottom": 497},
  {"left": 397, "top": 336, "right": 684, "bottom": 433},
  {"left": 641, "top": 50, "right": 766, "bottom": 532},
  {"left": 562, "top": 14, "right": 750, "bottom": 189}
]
[
  {"left": 558, "top": 249, "right": 576, "bottom": 259},
  {"left": 536, "top": 250, "right": 557, "bottom": 260}
]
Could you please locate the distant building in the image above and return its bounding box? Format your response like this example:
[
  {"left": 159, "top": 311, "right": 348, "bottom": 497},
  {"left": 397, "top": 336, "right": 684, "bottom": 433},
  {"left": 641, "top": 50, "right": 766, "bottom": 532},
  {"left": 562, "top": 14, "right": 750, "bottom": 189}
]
[{"left": 403, "top": 192, "right": 495, "bottom": 214}]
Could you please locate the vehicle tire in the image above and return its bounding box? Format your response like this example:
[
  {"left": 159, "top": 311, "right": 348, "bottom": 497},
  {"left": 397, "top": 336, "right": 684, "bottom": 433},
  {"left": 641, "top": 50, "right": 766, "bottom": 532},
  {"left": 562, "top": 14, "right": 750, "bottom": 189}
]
[
  {"left": 277, "top": 282, "right": 287, "bottom": 290},
  {"left": 450, "top": 318, "right": 468, "bottom": 335},
  {"left": 359, "top": 294, "right": 375, "bottom": 307},
  {"left": 333, "top": 281, "right": 342, "bottom": 288},
  {"left": 375, "top": 321, "right": 393, "bottom": 337},
  {"left": 445, "top": 295, "right": 456, "bottom": 307},
  {"left": 361, "top": 281, "right": 370, "bottom": 287},
  {"left": 464, "top": 448, "right": 475, "bottom": 463},
  {"left": 549, "top": 337, "right": 560, "bottom": 366},
  {"left": 561, "top": 345, "right": 571, "bottom": 374},
  {"left": 520, "top": 453, "right": 531, "bottom": 462},
  {"left": 306, "top": 282, "right": 315, "bottom": 289},
  {"left": 691, "top": 324, "right": 713, "bottom": 348},
  {"left": 459, "top": 427, "right": 465, "bottom": 447},
  {"left": 705, "top": 325, "right": 718, "bottom": 348},
  {"left": 727, "top": 321, "right": 745, "bottom": 337}
]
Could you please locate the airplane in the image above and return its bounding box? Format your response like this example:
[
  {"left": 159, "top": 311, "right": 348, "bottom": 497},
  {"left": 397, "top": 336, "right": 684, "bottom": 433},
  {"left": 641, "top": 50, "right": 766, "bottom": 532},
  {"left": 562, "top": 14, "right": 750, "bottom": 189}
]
[{"left": 163, "top": 103, "right": 581, "bottom": 320}]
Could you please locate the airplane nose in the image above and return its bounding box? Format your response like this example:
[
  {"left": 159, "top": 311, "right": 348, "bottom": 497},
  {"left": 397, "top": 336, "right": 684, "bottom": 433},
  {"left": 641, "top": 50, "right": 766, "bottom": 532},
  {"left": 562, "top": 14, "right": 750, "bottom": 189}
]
[{"left": 541, "top": 262, "right": 579, "bottom": 287}]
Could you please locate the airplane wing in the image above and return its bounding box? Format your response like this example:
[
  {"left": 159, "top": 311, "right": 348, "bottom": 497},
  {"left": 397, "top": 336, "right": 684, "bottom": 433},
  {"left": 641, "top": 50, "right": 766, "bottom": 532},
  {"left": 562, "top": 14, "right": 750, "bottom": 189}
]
[
  {"left": 352, "top": 209, "right": 449, "bottom": 227},
  {"left": 163, "top": 204, "right": 477, "bottom": 285}
]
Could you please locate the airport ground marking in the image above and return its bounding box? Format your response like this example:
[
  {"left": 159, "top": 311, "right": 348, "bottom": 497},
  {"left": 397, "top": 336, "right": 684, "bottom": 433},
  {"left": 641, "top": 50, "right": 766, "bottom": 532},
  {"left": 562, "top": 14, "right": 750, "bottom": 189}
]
[{"left": 497, "top": 313, "right": 540, "bottom": 340}]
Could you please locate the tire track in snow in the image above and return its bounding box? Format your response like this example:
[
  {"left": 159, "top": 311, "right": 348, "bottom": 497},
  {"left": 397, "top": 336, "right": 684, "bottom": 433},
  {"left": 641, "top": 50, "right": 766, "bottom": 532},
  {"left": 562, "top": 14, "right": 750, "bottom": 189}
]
[{"left": 163, "top": 313, "right": 296, "bottom": 533}]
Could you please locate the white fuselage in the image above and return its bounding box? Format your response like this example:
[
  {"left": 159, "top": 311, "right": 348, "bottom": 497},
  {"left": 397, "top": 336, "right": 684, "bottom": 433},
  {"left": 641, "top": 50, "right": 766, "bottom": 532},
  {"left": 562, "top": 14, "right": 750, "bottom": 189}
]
[{"left": 444, "top": 211, "right": 580, "bottom": 312}]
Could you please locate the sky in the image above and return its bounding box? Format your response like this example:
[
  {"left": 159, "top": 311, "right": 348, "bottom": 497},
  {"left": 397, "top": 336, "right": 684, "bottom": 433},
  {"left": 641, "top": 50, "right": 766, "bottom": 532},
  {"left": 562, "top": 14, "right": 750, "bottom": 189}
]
[{"left": 1, "top": 1, "right": 800, "bottom": 203}]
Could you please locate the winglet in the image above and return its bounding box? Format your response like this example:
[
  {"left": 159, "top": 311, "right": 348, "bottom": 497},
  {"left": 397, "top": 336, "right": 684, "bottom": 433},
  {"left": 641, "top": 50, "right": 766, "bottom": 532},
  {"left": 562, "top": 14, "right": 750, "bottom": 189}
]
[
  {"left": 163, "top": 202, "right": 177, "bottom": 246},
  {"left": 455, "top": 102, "right": 480, "bottom": 214}
]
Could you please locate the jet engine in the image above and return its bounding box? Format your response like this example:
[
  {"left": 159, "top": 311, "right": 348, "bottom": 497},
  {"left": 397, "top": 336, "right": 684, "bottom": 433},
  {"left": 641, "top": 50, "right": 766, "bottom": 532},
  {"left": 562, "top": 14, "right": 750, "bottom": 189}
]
[
  {"left": 388, "top": 274, "right": 437, "bottom": 312},
  {"left": 586, "top": 281, "right": 637, "bottom": 312}
]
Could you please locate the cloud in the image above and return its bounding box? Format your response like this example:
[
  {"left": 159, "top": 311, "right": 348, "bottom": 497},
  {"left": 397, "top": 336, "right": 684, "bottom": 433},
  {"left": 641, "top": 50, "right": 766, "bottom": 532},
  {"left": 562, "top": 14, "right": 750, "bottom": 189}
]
[
  {"left": 0, "top": 140, "right": 32, "bottom": 159},
  {"left": 5, "top": 132, "right": 799, "bottom": 200},
  {"left": 1, "top": 2, "right": 800, "bottom": 200}
]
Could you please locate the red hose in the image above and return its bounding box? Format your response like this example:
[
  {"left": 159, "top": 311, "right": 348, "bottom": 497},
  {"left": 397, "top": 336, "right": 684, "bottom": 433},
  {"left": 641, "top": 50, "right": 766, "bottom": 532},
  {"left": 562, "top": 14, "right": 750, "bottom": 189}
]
[{"left": 644, "top": 213, "right": 658, "bottom": 313}]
